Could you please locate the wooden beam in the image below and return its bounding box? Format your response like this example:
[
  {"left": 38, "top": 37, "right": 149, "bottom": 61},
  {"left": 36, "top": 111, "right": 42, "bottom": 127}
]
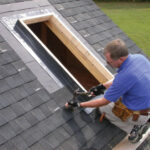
[
  {"left": 45, "top": 16, "right": 113, "bottom": 83},
  {"left": 23, "top": 15, "right": 51, "bottom": 25}
]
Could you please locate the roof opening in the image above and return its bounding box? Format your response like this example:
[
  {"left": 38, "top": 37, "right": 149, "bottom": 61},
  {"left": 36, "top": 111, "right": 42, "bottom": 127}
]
[
  {"left": 17, "top": 14, "right": 113, "bottom": 91},
  {"left": 28, "top": 22, "right": 99, "bottom": 90}
]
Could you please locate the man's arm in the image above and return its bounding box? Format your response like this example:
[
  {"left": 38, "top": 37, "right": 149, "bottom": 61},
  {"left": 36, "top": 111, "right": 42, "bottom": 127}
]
[
  {"left": 65, "top": 97, "right": 110, "bottom": 108},
  {"left": 80, "top": 97, "right": 110, "bottom": 108}
]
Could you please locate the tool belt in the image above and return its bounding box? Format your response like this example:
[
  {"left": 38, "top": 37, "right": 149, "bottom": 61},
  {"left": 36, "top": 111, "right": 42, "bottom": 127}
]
[{"left": 112, "top": 99, "right": 150, "bottom": 122}]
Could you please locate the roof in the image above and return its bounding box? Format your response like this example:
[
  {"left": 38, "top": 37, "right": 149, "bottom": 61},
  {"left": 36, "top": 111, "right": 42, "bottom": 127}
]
[{"left": 0, "top": 0, "right": 149, "bottom": 150}]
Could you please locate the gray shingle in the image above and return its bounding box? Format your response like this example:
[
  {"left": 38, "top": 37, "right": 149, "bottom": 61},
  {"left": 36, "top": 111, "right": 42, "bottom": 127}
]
[
  {"left": 10, "top": 86, "right": 28, "bottom": 101},
  {"left": 11, "top": 102, "right": 26, "bottom": 116},
  {"left": 38, "top": 139, "right": 53, "bottom": 150},
  {"left": 31, "top": 108, "right": 46, "bottom": 121},
  {"left": 81, "top": 125, "right": 96, "bottom": 141},
  {"left": 0, "top": 134, "right": 6, "bottom": 145},
  {"left": 12, "top": 60, "right": 26, "bottom": 71},
  {"left": 86, "top": 25, "right": 106, "bottom": 35},
  {"left": 60, "top": 6, "right": 90, "bottom": 17},
  {"left": 9, "top": 120, "right": 23, "bottom": 135},
  {"left": 66, "top": 16, "right": 77, "bottom": 24},
  {"left": 99, "top": 15, "right": 112, "bottom": 23},
  {"left": 0, "top": 42, "right": 13, "bottom": 52},
  {"left": 0, "top": 91, "right": 16, "bottom": 108},
  {"left": 114, "top": 32, "right": 128, "bottom": 41},
  {"left": 3, "top": 63, "right": 18, "bottom": 77},
  {"left": 91, "top": 11, "right": 105, "bottom": 18},
  {"left": 0, "top": 52, "right": 14, "bottom": 65},
  {"left": 86, "top": 34, "right": 106, "bottom": 45},
  {"left": 3, "top": 141, "right": 18, "bottom": 150},
  {"left": 39, "top": 100, "right": 58, "bottom": 117},
  {"left": 0, "top": 113, "right": 7, "bottom": 126},
  {"left": 0, "top": 35, "right": 4, "bottom": 42},
  {"left": 74, "top": 13, "right": 91, "bottom": 22},
  {"left": 73, "top": 21, "right": 92, "bottom": 30},
  {"left": 48, "top": 0, "right": 73, "bottom": 4},
  {"left": 54, "top": 4, "right": 65, "bottom": 10},
  {"left": 0, "top": 0, "right": 15, "bottom": 5},
  {"left": 102, "top": 130, "right": 126, "bottom": 150},
  {"left": 79, "top": 30, "right": 90, "bottom": 37},
  {"left": 19, "top": 69, "right": 36, "bottom": 83},
  {"left": 63, "top": 119, "right": 82, "bottom": 135},
  {"left": 0, "top": 123, "right": 16, "bottom": 140},
  {"left": 47, "top": 109, "right": 66, "bottom": 128},
  {"left": 85, "top": 124, "right": 122, "bottom": 150},
  {"left": 0, "top": 107, "right": 16, "bottom": 122},
  {"left": 129, "top": 45, "right": 142, "bottom": 54},
  {"left": 10, "top": 135, "right": 28, "bottom": 150},
  {"left": 7, "top": 50, "right": 20, "bottom": 62},
  {"left": 61, "top": 1, "right": 92, "bottom": 9},
  {"left": 28, "top": 93, "right": 44, "bottom": 108},
  {"left": 0, "top": 80, "right": 10, "bottom": 93},
  {"left": 60, "top": 136, "right": 81, "bottom": 150},
  {"left": 52, "top": 87, "right": 72, "bottom": 108},
  {"left": 5, "top": 74, "right": 24, "bottom": 88},
  {"left": 38, "top": 120, "right": 54, "bottom": 136},
  {"left": 28, "top": 126, "right": 44, "bottom": 142},
  {"left": 0, "top": 66, "right": 8, "bottom": 79},
  {"left": 24, "top": 111, "right": 39, "bottom": 126},
  {"left": 29, "top": 143, "right": 44, "bottom": 150},
  {"left": 109, "top": 27, "right": 123, "bottom": 36},
  {"left": 23, "top": 80, "right": 43, "bottom": 95},
  {"left": 15, "top": 116, "right": 31, "bottom": 131},
  {"left": 125, "top": 38, "right": 135, "bottom": 48},
  {"left": 21, "top": 129, "right": 37, "bottom": 147},
  {"left": 92, "top": 43, "right": 104, "bottom": 52},
  {"left": 19, "top": 98, "right": 33, "bottom": 111},
  {"left": 36, "top": 89, "right": 50, "bottom": 102},
  {"left": 45, "top": 127, "right": 70, "bottom": 149}
]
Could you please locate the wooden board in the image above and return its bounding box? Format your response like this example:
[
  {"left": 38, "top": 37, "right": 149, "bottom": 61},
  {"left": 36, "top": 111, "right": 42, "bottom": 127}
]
[
  {"left": 45, "top": 16, "right": 113, "bottom": 83},
  {"left": 23, "top": 15, "right": 113, "bottom": 84}
]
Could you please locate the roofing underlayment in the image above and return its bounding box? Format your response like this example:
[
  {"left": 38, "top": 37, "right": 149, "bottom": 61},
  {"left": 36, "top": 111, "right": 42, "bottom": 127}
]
[{"left": 0, "top": 0, "right": 149, "bottom": 150}]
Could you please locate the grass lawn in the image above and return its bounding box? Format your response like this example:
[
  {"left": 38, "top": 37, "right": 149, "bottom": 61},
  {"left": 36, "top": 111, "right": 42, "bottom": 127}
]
[{"left": 93, "top": 1, "right": 150, "bottom": 57}]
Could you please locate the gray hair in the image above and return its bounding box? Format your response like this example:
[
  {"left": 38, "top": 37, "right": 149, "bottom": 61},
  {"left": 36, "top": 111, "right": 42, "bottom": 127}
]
[{"left": 103, "top": 39, "right": 129, "bottom": 60}]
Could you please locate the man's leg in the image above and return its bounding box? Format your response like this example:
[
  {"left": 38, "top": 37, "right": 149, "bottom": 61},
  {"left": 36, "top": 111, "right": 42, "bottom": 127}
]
[
  {"left": 99, "top": 103, "right": 150, "bottom": 143},
  {"left": 99, "top": 103, "right": 134, "bottom": 133}
]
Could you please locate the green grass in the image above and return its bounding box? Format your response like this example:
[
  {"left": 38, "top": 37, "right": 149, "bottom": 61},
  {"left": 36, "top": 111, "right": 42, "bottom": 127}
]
[{"left": 93, "top": 1, "right": 150, "bottom": 57}]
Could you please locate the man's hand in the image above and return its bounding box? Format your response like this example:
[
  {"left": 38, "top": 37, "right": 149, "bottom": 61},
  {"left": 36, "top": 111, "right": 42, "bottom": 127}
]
[
  {"left": 90, "top": 84, "right": 106, "bottom": 96},
  {"left": 65, "top": 100, "right": 80, "bottom": 109}
]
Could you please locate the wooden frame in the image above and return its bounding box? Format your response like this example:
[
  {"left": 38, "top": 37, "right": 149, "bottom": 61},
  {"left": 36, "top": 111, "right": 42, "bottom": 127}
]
[{"left": 20, "top": 14, "right": 113, "bottom": 90}]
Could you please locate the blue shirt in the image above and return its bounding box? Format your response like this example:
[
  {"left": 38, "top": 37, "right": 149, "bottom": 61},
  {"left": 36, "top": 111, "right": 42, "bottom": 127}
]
[{"left": 104, "top": 54, "right": 150, "bottom": 111}]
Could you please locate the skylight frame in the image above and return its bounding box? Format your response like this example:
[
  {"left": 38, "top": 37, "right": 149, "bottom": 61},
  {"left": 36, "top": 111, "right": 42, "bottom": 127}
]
[{"left": 18, "top": 13, "right": 113, "bottom": 92}]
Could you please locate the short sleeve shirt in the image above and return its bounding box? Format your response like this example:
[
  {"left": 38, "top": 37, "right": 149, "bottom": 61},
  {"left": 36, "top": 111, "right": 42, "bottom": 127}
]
[{"left": 104, "top": 54, "right": 150, "bottom": 111}]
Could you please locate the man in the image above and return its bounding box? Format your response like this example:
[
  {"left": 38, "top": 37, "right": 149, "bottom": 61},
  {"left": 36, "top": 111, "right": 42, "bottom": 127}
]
[{"left": 65, "top": 39, "right": 150, "bottom": 143}]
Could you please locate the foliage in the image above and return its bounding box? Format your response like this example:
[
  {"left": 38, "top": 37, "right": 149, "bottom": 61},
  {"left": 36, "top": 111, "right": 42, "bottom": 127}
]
[
  {"left": 94, "top": 0, "right": 150, "bottom": 2},
  {"left": 94, "top": 1, "right": 150, "bottom": 57}
]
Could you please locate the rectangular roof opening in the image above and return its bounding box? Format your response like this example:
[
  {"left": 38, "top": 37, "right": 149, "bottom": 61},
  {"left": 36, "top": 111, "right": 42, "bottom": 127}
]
[{"left": 18, "top": 14, "right": 113, "bottom": 91}]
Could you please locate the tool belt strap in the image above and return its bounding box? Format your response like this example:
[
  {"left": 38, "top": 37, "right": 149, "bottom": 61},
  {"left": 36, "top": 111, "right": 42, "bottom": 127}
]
[
  {"left": 112, "top": 99, "right": 133, "bottom": 122},
  {"left": 112, "top": 99, "right": 150, "bottom": 121},
  {"left": 139, "top": 108, "right": 150, "bottom": 116}
]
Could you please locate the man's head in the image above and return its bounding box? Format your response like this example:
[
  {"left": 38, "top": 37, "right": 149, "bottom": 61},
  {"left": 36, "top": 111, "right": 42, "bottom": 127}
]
[{"left": 103, "top": 39, "right": 129, "bottom": 68}]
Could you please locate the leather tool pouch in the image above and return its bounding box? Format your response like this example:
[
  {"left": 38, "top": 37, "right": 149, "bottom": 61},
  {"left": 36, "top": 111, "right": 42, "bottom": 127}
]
[{"left": 112, "top": 99, "right": 133, "bottom": 122}]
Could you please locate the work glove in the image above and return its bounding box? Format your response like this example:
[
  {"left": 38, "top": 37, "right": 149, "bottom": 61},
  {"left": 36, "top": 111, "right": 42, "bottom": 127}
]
[
  {"left": 90, "top": 84, "right": 106, "bottom": 96},
  {"left": 67, "top": 100, "right": 80, "bottom": 108}
]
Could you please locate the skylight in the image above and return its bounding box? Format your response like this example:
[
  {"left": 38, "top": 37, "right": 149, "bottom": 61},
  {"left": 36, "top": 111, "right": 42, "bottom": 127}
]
[{"left": 16, "top": 14, "right": 113, "bottom": 91}]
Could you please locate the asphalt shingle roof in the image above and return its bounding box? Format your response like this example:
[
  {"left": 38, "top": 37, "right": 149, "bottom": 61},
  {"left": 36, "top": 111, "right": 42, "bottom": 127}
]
[{"left": 0, "top": 0, "right": 149, "bottom": 150}]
